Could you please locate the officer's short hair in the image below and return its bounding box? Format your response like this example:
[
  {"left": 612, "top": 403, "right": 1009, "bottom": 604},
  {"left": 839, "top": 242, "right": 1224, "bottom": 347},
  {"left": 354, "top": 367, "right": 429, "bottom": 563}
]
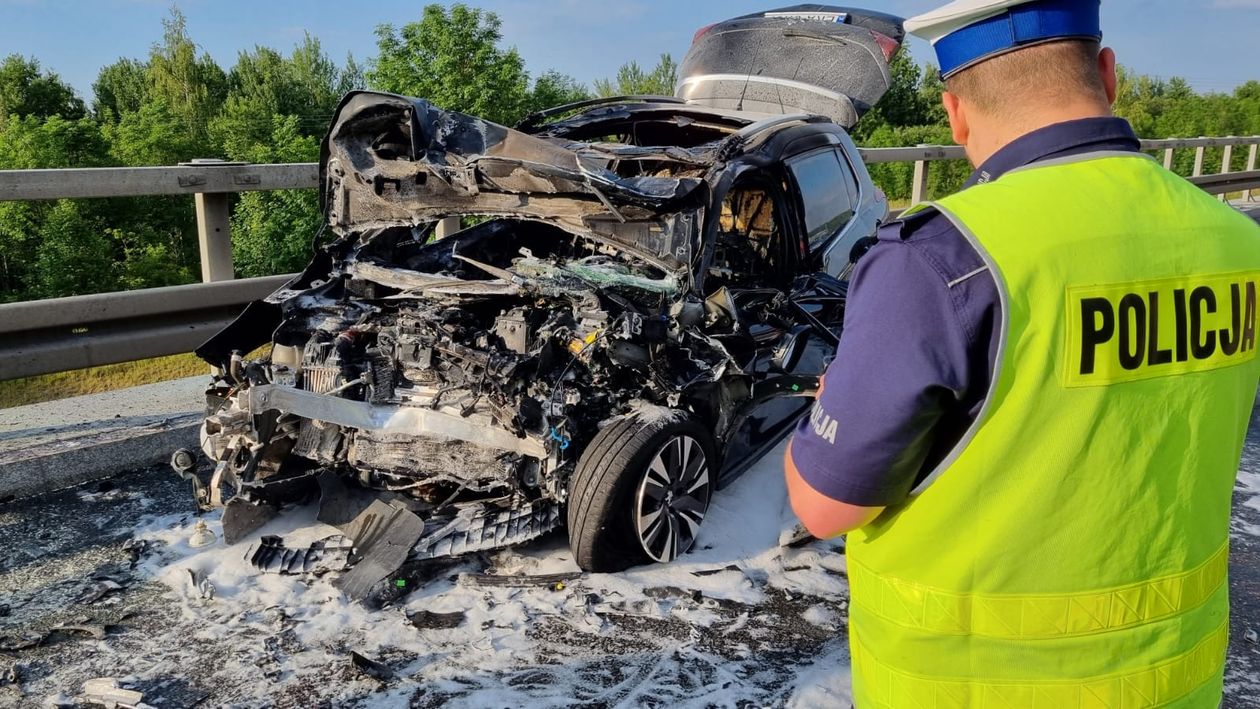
[{"left": 945, "top": 39, "right": 1106, "bottom": 115}]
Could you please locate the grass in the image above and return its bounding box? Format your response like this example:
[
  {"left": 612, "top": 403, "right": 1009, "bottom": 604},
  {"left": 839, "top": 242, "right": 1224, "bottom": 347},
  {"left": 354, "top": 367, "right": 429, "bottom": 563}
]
[{"left": 0, "top": 352, "right": 208, "bottom": 408}]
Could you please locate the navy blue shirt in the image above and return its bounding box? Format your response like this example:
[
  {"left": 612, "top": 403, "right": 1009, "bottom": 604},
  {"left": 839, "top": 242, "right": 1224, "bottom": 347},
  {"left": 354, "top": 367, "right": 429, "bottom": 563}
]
[{"left": 791, "top": 117, "right": 1141, "bottom": 506}]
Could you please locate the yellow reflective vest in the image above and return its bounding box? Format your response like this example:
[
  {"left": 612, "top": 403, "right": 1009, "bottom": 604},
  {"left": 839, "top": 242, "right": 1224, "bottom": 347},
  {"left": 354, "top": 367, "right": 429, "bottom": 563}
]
[{"left": 847, "top": 151, "right": 1260, "bottom": 708}]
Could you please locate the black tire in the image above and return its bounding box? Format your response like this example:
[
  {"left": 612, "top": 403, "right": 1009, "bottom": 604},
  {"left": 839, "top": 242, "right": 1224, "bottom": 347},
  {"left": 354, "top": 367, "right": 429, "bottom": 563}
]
[{"left": 567, "top": 411, "right": 717, "bottom": 572}]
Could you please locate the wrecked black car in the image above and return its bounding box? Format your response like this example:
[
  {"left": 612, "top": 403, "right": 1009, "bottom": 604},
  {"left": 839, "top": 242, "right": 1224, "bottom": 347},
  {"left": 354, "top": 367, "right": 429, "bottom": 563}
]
[{"left": 181, "top": 6, "right": 901, "bottom": 573}]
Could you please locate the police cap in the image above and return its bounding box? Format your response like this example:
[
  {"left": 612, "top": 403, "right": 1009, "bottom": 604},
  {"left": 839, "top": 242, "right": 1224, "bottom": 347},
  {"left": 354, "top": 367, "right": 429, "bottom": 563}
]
[{"left": 906, "top": 0, "right": 1103, "bottom": 79}]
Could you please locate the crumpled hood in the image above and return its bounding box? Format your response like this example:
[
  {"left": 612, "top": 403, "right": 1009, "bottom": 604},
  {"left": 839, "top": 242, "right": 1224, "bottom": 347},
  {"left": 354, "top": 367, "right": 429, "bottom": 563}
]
[{"left": 318, "top": 92, "right": 705, "bottom": 236}]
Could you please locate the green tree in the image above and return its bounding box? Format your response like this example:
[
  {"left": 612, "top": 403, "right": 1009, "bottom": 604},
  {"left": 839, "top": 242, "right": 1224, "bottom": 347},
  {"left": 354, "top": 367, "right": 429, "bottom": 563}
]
[
  {"left": 0, "top": 114, "right": 112, "bottom": 301},
  {"left": 31, "top": 200, "right": 118, "bottom": 298},
  {"left": 853, "top": 49, "right": 926, "bottom": 140},
  {"left": 210, "top": 35, "right": 356, "bottom": 156},
  {"left": 0, "top": 114, "right": 110, "bottom": 169},
  {"left": 145, "top": 8, "right": 227, "bottom": 155},
  {"left": 230, "top": 117, "right": 323, "bottom": 277},
  {"left": 0, "top": 55, "right": 85, "bottom": 125},
  {"left": 525, "top": 70, "right": 591, "bottom": 116},
  {"left": 593, "top": 54, "right": 677, "bottom": 97},
  {"left": 338, "top": 53, "right": 366, "bottom": 97},
  {"left": 368, "top": 4, "right": 530, "bottom": 125},
  {"left": 288, "top": 34, "right": 344, "bottom": 120},
  {"left": 92, "top": 58, "right": 150, "bottom": 121},
  {"left": 105, "top": 98, "right": 201, "bottom": 166}
]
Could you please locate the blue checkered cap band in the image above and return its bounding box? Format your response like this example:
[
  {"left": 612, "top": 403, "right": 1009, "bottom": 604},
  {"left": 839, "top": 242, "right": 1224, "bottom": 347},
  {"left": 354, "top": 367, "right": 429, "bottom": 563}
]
[{"left": 935, "top": 0, "right": 1101, "bottom": 79}]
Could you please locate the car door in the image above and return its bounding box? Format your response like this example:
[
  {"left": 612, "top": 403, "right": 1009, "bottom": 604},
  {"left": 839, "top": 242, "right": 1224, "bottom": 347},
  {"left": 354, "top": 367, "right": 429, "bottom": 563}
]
[
  {"left": 709, "top": 165, "right": 846, "bottom": 484},
  {"left": 785, "top": 145, "right": 867, "bottom": 280}
]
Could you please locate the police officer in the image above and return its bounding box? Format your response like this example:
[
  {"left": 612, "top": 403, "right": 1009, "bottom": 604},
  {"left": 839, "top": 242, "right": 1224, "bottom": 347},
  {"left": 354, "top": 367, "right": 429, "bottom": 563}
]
[{"left": 785, "top": 0, "right": 1260, "bottom": 705}]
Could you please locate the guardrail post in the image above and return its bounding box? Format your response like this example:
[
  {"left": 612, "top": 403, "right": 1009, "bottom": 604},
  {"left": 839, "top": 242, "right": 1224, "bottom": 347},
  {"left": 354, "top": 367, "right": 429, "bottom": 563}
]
[
  {"left": 1247, "top": 143, "right": 1259, "bottom": 201},
  {"left": 195, "top": 193, "right": 233, "bottom": 282},
  {"left": 184, "top": 159, "right": 239, "bottom": 282},
  {"left": 1193, "top": 142, "right": 1206, "bottom": 178},
  {"left": 1163, "top": 148, "right": 1174, "bottom": 170},
  {"left": 911, "top": 144, "right": 930, "bottom": 205},
  {"left": 1219, "top": 142, "right": 1234, "bottom": 202}
]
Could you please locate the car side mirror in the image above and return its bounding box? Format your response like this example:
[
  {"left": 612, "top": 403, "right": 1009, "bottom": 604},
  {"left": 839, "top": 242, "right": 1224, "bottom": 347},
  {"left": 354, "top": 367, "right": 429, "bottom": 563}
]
[{"left": 849, "top": 236, "right": 878, "bottom": 266}]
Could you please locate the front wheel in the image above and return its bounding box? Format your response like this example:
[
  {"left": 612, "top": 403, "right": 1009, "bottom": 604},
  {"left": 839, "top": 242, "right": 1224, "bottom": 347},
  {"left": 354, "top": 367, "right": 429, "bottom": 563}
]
[{"left": 566, "top": 411, "right": 717, "bottom": 572}]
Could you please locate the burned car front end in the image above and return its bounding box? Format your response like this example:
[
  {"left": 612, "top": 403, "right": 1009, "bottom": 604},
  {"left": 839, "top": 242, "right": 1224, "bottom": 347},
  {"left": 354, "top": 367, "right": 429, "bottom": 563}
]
[{"left": 186, "top": 93, "right": 730, "bottom": 566}]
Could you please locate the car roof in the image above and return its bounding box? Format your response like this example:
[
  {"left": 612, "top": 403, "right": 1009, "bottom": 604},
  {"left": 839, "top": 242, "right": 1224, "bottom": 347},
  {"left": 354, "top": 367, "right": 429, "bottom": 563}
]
[{"left": 520, "top": 96, "right": 852, "bottom": 162}]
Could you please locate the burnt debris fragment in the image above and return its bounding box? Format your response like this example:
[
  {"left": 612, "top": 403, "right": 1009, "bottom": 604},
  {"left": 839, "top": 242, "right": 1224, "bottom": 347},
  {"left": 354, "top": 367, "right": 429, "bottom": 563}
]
[
  {"left": 406, "top": 609, "right": 466, "bottom": 630},
  {"left": 245, "top": 535, "right": 355, "bottom": 575}
]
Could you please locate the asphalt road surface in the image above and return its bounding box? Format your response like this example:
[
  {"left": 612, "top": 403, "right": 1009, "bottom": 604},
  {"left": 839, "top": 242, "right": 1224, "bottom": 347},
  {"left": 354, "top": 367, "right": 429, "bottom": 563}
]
[{"left": 2, "top": 408, "right": 1260, "bottom": 707}]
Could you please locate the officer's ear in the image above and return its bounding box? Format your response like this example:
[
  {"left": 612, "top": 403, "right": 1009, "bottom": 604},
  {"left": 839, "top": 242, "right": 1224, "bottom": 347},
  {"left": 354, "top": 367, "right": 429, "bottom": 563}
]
[
  {"left": 1097, "top": 47, "right": 1118, "bottom": 106},
  {"left": 942, "top": 91, "right": 969, "bottom": 147}
]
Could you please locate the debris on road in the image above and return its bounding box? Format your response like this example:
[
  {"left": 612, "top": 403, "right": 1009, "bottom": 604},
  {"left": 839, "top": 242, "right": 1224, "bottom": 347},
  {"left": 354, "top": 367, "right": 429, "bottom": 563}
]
[
  {"left": 406, "top": 609, "right": 466, "bottom": 630},
  {"left": 643, "top": 586, "right": 705, "bottom": 603},
  {"left": 185, "top": 568, "right": 215, "bottom": 601},
  {"left": 460, "top": 571, "right": 581, "bottom": 589},
  {"left": 335, "top": 501, "right": 425, "bottom": 600},
  {"left": 80, "top": 677, "right": 145, "bottom": 708},
  {"left": 52, "top": 619, "right": 108, "bottom": 640},
  {"left": 245, "top": 534, "right": 354, "bottom": 575},
  {"left": 1246, "top": 627, "right": 1259, "bottom": 645},
  {"left": 188, "top": 519, "right": 216, "bottom": 548},
  {"left": 779, "top": 522, "right": 817, "bottom": 548},
  {"left": 74, "top": 576, "right": 126, "bottom": 605},
  {"left": 349, "top": 651, "right": 395, "bottom": 683},
  {"left": 1, "top": 661, "right": 20, "bottom": 687},
  {"left": 0, "top": 632, "right": 41, "bottom": 652},
  {"left": 121, "top": 538, "right": 149, "bottom": 567}
]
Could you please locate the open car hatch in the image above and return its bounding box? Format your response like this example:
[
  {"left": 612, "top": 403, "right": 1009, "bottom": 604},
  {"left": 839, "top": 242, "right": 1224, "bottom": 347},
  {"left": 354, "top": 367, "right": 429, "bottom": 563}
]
[{"left": 676, "top": 5, "right": 906, "bottom": 127}]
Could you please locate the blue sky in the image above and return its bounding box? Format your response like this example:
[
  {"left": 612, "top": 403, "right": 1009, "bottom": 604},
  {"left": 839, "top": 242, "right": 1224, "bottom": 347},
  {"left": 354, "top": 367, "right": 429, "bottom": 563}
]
[{"left": 1, "top": 0, "right": 1257, "bottom": 102}]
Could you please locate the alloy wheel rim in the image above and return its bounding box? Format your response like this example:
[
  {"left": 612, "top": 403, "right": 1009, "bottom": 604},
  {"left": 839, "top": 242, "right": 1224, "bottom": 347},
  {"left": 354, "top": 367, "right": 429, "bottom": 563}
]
[{"left": 634, "top": 434, "right": 711, "bottom": 563}]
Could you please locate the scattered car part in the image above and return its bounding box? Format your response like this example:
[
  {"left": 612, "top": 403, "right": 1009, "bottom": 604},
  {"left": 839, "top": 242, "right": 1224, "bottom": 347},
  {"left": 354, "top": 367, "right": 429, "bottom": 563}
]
[
  {"left": 643, "top": 586, "right": 705, "bottom": 603},
  {"left": 74, "top": 577, "right": 124, "bottom": 605},
  {"left": 52, "top": 621, "right": 108, "bottom": 641},
  {"left": 411, "top": 500, "right": 561, "bottom": 560},
  {"left": 121, "top": 539, "right": 149, "bottom": 568},
  {"left": 0, "top": 661, "right": 19, "bottom": 687},
  {"left": 245, "top": 534, "right": 355, "bottom": 574},
  {"left": 335, "top": 501, "right": 425, "bottom": 600},
  {"left": 185, "top": 568, "right": 215, "bottom": 601},
  {"left": 779, "top": 522, "right": 817, "bottom": 548},
  {"left": 406, "top": 609, "right": 466, "bottom": 630},
  {"left": 80, "top": 678, "right": 144, "bottom": 709},
  {"left": 188, "top": 520, "right": 217, "bottom": 548},
  {"left": 0, "top": 632, "right": 41, "bottom": 652},
  {"left": 349, "top": 651, "right": 395, "bottom": 683},
  {"left": 460, "top": 571, "right": 581, "bottom": 589},
  {"left": 220, "top": 497, "right": 279, "bottom": 545}
]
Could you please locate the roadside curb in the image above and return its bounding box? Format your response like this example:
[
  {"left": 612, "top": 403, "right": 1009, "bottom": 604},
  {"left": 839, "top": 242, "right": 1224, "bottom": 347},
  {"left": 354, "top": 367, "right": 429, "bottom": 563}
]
[{"left": 0, "top": 413, "right": 199, "bottom": 502}]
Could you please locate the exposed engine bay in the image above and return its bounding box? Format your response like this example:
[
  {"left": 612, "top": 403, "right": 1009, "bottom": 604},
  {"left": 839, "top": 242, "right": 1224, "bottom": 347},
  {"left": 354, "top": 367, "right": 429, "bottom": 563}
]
[{"left": 200, "top": 215, "right": 730, "bottom": 497}]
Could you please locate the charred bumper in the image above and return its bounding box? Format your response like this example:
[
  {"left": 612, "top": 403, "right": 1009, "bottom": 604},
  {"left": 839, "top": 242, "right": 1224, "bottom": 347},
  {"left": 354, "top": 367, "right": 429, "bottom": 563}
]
[{"left": 245, "top": 384, "right": 550, "bottom": 459}]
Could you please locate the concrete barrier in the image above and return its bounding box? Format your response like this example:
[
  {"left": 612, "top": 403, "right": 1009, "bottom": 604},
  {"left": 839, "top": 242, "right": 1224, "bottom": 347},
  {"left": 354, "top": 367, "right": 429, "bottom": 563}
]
[{"left": 0, "top": 375, "right": 206, "bottom": 500}]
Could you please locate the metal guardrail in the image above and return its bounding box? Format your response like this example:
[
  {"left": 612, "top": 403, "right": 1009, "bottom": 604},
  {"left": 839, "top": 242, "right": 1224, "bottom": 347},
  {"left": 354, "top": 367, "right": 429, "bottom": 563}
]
[
  {"left": 0, "top": 135, "right": 1257, "bottom": 382},
  {"left": 860, "top": 136, "right": 1260, "bottom": 204},
  {"left": 0, "top": 275, "right": 291, "bottom": 380}
]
